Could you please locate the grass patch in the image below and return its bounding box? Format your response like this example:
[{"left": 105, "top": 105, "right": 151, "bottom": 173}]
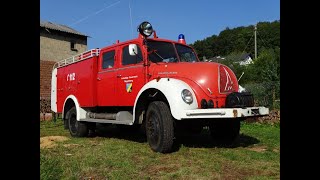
[
  {"left": 40, "top": 120, "right": 280, "bottom": 179},
  {"left": 40, "top": 153, "right": 63, "bottom": 179}
]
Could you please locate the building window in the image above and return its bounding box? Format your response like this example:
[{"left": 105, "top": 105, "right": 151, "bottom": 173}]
[{"left": 70, "top": 41, "right": 77, "bottom": 51}]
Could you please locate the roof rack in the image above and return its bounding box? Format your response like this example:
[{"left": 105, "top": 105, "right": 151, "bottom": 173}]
[{"left": 53, "top": 48, "right": 100, "bottom": 70}]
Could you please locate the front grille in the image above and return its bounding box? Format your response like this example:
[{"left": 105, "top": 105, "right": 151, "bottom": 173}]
[
  {"left": 225, "top": 92, "right": 254, "bottom": 108},
  {"left": 219, "top": 65, "right": 238, "bottom": 93}
]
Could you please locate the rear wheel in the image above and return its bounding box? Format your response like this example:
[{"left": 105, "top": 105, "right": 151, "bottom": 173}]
[
  {"left": 146, "top": 101, "right": 174, "bottom": 153},
  {"left": 209, "top": 119, "right": 240, "bottom": 145},
  {"left": 68, "top": 107, "right": 89, "bottom": 137}
]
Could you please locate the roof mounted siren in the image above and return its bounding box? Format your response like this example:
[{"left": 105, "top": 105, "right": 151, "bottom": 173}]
[{"left": 178, "top": 34, "right": 186, "bottom": 44}]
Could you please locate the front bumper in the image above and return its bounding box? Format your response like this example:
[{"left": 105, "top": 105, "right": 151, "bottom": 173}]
[{"left": 181, "top": 106, "right": 269, "bottom": 119}]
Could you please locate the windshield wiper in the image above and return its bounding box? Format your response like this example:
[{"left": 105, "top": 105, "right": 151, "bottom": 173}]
[
  {"left": 154, "top": 51, "right": 164, "bottom": 60},
  {"left": 149, "top": 49, "right": 164, "bottom": 61}
]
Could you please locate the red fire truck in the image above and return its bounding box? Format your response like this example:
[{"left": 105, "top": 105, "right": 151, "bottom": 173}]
[{"left": 51, "top": 22, "right": 269, "bottom": 153}]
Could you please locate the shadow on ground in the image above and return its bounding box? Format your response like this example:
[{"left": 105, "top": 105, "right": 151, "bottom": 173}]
[
  {"left": 92, "top": 124, "right": 260, "bottom": 152},
  {"left": 93, "top": 124, "right": 147, "bottom": 143},
  {"left": 173, "top": 132, "right": 260, "bottom": 150}
]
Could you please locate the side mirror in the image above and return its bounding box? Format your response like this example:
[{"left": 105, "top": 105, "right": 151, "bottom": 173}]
[{"left": 129, "top": 44, "right": 138, "bottom": 56}]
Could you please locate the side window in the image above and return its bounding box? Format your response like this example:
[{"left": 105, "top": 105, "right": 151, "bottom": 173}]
[
  {"left": 102, "top": 50, "right": 115, "bottom": 69},
  {"left": 122, "top": 45, "right": 142, "bottom": 66}
]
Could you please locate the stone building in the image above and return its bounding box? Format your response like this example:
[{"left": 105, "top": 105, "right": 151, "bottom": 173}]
[{"left": 40, "top": 20, "right": 88, "bottom": 99}]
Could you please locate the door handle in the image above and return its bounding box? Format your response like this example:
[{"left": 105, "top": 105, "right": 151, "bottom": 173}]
[
  {"left": 117, "top": 74, "right": 122, "bottom": 78},
  {"left": 97, "top": 77, "right": 101, "bottom": 81}
]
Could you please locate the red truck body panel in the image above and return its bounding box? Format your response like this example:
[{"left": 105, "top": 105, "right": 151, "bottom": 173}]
[
  {"left": 95, "top": 40, "right": 147, "bottom": 106},
  {"left": 148, "top": 62, "right": 238, "bottom": 107},
  {"left": 56, "top": 55, "right": 98, "bottom": 112},
  {"left": 54, "top": 36, "right": 239, "bottom": 113}
]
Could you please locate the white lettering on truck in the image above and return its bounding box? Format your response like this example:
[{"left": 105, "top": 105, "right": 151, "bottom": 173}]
[{"left": 67, "top": 73, "right": 76, "bottom": 81}]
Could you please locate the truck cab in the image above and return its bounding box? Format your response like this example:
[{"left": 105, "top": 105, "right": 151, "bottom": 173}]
[{"left": 51, "top": 21, "right": 269, "bottom": 153}]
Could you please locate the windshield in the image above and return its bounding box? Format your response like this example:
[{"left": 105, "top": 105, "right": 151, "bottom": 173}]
[
  {"left": 175, "top": 44, "right": 198, "bottom": 62},
  {"left": 147, "top": 41, "right": 178, "bottom": 63},
  {"left": 147, "top": 40, "right": 198, "bottom": 63}
]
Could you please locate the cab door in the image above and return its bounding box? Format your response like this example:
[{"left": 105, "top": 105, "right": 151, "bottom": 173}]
[
  {"left": 97, "top": 48, "right": 118, "bottom": 106},
  {"left": 116, "top": 43, "right": 145, "bottom": 106}
]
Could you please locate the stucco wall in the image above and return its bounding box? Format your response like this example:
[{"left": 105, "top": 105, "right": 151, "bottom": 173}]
[{"left": 40, "top": 29, "right": 87, "bottom": 62}]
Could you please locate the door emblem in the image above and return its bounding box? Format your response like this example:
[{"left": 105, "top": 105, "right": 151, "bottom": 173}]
[{"left": 126, "top": 83, "right": 133, "bottom": 93}]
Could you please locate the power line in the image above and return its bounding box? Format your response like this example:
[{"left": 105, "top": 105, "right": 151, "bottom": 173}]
[
  {"left": 242, "top": 34, "right": 254, "bottom": 55},
  {"left": 257, "top": 30, "right": 269, "bottom": 48},
  {"left": 69, "top": 1, "right": 121, "bottom": 27},
  {"left": 234, "top": 34, "right": 254, "bottom": 62},
  {"left": 129, "top": 0, "right": 133, "bottom": 38}
]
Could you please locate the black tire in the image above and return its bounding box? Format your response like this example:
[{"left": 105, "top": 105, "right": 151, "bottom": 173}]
[
  {"left": 146, "top": 101, "right": 174, "bottom": 153},
  {"left": 209, "top": 119, "right": 240, "bottom": 145},
  {"left": 67, "top": 107, "right": 89, "bottom": 137},
  {"left": 63, "top": 118, "right": 69, "bottom": 130}
]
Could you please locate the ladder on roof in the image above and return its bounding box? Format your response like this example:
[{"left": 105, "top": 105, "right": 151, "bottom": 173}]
[{"left": 53, "top": 48, "right": 100, "bottom": 69}]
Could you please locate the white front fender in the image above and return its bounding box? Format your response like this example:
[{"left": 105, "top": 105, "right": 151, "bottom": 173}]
[
  {"left": 62, "top": 95, "right": 87, "bottom": 121},
  {"left": 133, "top": 78, "right": 198, "bottom": 121}
]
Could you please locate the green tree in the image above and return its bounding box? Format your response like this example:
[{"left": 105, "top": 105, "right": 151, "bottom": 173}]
[
  {"left": 243, "top": 48, "right": 280, "bottom": 108},
  {"left": 190, "top": 20, "right": 280, "bottom": 59},
  {"left": 248, "top": 48, "right": 280, "bottom": 83}
]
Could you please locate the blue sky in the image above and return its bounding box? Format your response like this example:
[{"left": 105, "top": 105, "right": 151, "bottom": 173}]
[{"left": 40, "top": 0, "right": 280, "bottom": 49}]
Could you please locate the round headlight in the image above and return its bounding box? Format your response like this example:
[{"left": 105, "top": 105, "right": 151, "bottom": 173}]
[
  {"left": 181, "top": 89, "right": 193, "bottom": 104},
  {"left": 138, "top": 21, "right": 153, "bottom": 37}
]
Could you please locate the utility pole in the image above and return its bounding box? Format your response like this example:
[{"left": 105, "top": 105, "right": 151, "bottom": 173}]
[{"left": 254, "top": 25, "right": 257, "bottom": 59}]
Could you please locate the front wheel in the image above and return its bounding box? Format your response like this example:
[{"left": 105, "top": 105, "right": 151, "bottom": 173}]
[
  {"left": 67, "top": 107, "right": 89, "bottom": 137},
  {"left": 146, "top": 101, "right": 174, "bottom": 153}
]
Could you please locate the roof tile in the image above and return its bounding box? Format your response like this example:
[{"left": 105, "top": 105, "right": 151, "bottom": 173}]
[{"left": 40, "top": 20, "right": 87, "bottom": 37}]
